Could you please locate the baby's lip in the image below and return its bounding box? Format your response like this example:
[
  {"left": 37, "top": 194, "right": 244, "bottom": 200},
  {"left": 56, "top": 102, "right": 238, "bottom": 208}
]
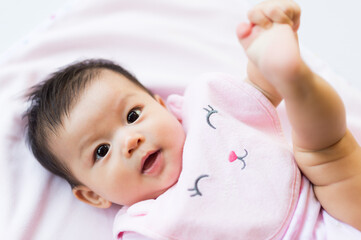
[{"left": 140, "top": 149, "right": 161, "bottom": 174}]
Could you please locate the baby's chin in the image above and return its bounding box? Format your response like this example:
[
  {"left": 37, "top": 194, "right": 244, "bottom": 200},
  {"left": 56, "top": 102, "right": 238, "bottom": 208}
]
[
  {"left": 164, "top": 157, "right": 183, "bottom": 187},
  {"left": 150, "top": 162, "right": 183, "bottom": 200},
  {"left": 122, "top": 158, "right": 182, "bottom": 206},
  {"left": 124, "top": 187, "right": 173, "bottom": 206},
  {"left": 122, "top": 178, "right": 180, "bottom": 207}
]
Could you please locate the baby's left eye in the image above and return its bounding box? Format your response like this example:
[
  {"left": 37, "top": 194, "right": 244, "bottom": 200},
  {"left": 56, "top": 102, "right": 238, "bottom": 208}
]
[
  {"left": 94, "top": 144, "right": 110, "bottom": 162},
  {"left": 127, "top": 108, "right": 142, "bottom": 124}
]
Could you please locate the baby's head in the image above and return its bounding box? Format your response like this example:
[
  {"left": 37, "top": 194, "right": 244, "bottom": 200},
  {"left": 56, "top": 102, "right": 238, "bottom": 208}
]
[{"left": 25, "top": 59, "right": 185, "bottom": 208}]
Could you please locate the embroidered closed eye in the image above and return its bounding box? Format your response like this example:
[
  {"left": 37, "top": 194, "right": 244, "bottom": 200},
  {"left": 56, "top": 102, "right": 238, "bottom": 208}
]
[
  {"left": 203, "top": 105, "right": 218, "bottom": 129},
  {"left": 188, "top": 174, "right": 209, "bottom": 197}
]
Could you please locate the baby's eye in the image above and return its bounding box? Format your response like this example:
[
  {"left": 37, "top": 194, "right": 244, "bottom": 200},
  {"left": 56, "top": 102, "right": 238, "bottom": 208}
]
[
  {"left": 127, "top": 108, "right": 142, "bottom": 124},
  {"left": 94, "top": 144, "right": 110, "bottom": 161}
]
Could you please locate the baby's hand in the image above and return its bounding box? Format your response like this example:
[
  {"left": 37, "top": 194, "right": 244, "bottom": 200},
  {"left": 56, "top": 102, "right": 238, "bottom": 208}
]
[{"left": 247, "top": 0, "right": 300, "bottom": 31}]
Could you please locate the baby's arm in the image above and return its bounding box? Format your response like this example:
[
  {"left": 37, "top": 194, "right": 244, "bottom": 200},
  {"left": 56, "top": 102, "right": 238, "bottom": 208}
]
[{"left": 237, "top": 0, "right": 361, "bottom": 230}]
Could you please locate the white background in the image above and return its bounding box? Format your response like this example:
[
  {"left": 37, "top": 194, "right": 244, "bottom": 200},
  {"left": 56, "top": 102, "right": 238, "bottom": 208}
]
[{"left": 0, "top": 0, "right": 360, "bottom": 89}]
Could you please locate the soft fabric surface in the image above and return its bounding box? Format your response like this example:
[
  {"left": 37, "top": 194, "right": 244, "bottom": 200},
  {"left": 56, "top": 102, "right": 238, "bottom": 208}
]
[{"left": 1, "top": 0, "right": 361, "bottom": 239}]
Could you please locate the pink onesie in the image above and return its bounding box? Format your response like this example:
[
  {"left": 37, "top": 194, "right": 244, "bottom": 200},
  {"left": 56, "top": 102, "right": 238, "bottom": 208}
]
[{"left": 113, "top": 73, "right": 360, "bottom": 239}]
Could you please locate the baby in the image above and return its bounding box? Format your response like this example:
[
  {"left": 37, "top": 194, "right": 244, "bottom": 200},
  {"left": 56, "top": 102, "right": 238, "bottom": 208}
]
[{"left": 25, "top": 0, "right": 361, "bottom": 239}]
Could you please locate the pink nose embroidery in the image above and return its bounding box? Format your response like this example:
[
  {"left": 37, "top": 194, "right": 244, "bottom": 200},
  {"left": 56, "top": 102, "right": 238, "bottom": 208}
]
[
  {"left": 229, "top": 151, "right": 238, "bottom": 162},
  {"left": 228, "top": 149, "right": 248, "bottom": 169}
]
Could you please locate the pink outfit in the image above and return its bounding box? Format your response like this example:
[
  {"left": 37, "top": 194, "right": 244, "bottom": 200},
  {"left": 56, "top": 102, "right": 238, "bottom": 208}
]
[{"left": 113, "top": 73, "right": 360, "bottom": 240}]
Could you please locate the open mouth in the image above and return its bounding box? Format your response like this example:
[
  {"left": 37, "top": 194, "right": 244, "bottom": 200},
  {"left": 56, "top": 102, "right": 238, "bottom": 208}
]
[{"left": 141, "top": 150, "right": 160, "bottom": 174}]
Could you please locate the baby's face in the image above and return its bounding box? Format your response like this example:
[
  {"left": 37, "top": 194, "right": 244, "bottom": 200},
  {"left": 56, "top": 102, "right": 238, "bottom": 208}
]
[{"left": 49, "top": 70, "right": 185, "bottom": 206}]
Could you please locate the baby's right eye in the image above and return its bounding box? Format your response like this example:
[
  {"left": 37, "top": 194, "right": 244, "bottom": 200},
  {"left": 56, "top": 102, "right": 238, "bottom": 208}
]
[{"left": 94, "top": 144, "right": 110, "bottom": 161}]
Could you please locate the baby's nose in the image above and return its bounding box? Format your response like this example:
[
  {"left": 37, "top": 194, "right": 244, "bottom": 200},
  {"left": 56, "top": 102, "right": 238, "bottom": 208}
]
[{"left": 123, "top": 133, "right": 144, "bottom": 157}]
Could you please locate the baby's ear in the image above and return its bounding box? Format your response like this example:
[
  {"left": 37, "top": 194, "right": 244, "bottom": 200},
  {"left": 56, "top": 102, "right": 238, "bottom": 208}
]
[
  {"left": 72, "top": 185, "right": 111, "bottom": 209},
  {"left": 154, "top": 94, "right": 166, "bottom": 107}
]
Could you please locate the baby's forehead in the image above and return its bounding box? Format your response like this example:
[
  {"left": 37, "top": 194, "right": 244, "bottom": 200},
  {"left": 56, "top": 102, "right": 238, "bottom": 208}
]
[
  {"left": 95, "top": 69, "right": 153, "bottom": 96},
  {"left": 72, "top": 69, "right": 137, "bottom": 101},
  {"left": 60, "top": 68, "right": 152, "bottom": 125},
  {"left": 67, "top": 69, "right": 146, "bottom": 112},
  {"left": 53, "top": 70, "right": 143, "bottom": 147},
  {"left": 95, "top": 69, "right": 144, "bottom": 90},
  {"left": 96, "top": 69, "right": 134, "bottom": 84}
]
